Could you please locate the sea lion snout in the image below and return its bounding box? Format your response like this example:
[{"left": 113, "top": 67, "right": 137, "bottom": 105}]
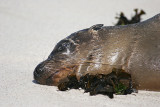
[
  {"left": 34, "top": 60, "right": 55, "bottom": 85},
  {"left": 34, "top": 59, "right": 78, "bottom": 86},
  {"left": 33, "top": 58, "right": 63, "bottom": 84}
]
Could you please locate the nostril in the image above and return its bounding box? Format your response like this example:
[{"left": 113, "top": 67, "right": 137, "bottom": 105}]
[
  {"left": 34, "top": 63, "right": 43, "bottom": 76},
  {"left": 34, "top": 64, "right": 43, "bottom": 76}
]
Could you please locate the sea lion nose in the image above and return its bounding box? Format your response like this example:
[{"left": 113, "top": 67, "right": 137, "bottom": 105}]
[{"left": 34, "top": 62, "right": 47, "bottom": 84}]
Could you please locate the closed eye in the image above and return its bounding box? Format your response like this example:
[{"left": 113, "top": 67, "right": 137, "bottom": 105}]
[
  {"left": 48, "top": 39, "right": 76, "bottom": 59},
  {"left": 54, "top": 40, "right": 71, "bottom": 53},
  {"left": 57, "top": 44, "right": 67, "bottom": 52}
]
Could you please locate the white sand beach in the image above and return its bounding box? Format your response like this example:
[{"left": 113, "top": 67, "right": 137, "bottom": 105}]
[{"left": 0, "top": 0, "right": 160, "bottom": 107}]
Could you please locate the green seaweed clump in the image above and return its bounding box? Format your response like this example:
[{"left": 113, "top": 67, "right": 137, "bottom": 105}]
[{"left": 114, "top": 83, "right": 127, "bottom": 95}]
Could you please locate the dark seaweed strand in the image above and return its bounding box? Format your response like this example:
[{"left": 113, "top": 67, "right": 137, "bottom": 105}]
[
  {"left": 115, "top": 9, "right": 145, "bottom": 25},
  {"left": 58, "top": 69, "right": 136, "bottom": 99}
]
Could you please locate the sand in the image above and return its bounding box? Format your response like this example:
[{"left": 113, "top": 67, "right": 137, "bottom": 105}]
[{"left": 0, "top": 0, "right": 160, "bottom": 107}]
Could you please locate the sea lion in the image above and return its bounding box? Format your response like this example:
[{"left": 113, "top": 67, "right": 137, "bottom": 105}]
[{"left": 34, "top": 14, "right": 160, "bottom": 91}]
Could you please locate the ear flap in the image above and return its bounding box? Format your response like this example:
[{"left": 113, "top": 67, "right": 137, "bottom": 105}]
[{"left": 89, "top": 24, "right": 104, "bottom": 31}]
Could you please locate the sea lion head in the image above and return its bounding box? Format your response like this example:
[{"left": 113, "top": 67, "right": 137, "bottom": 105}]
[{"left": 34, "top": 24, "right": 104, "bottom": 85}]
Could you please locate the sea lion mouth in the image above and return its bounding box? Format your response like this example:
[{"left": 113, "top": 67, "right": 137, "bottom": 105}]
[{"left": 45, "top": 65, "right": 77, "bottom": 86}]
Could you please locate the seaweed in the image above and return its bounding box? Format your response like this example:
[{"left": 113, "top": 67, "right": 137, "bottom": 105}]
[
  {"left": 58, "top": 68, "right": 137, "bottom": 98},
  {"left": 115, "top": 9, "right": 146, "bottom": 25}
]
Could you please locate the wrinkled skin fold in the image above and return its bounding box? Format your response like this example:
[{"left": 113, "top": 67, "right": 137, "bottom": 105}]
[{"left": 34, "top": 14, "right": 160, "bottom": 91}]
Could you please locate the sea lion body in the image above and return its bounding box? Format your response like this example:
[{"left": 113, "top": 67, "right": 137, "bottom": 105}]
[{"left": 34, "top": 14, "right": 160, "bottom": 91}]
